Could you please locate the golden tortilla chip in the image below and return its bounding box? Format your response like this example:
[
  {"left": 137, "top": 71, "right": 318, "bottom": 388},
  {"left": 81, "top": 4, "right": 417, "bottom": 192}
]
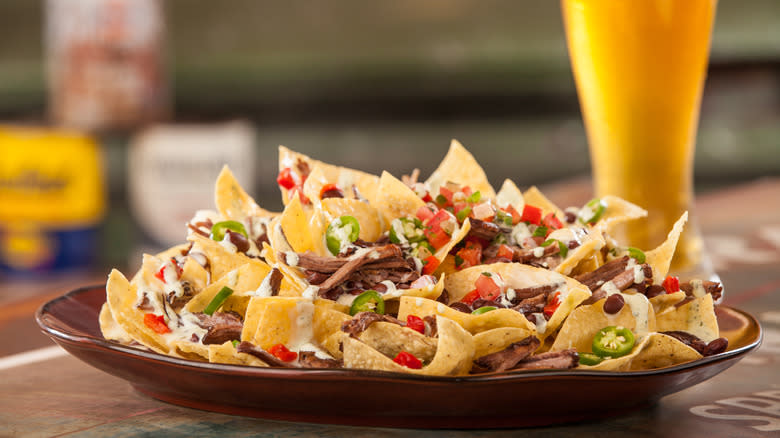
[
  {"left": 551, "top": 293, "right": 656, "bottom": 353},
  {"left": 554, "top": 229, "right": 606, "bottom": 276},
  {"left": 174, "top": 340, "right": 210, "bottom": 361},
  {"left": 649, "top": 291, "right": 687, "bottom": 316},
  {"left": 313, "top": 305, "right": 351, "bottom": 358},
  {"left": 278, "top": 195, "right": 322, "bottom": 254},
  {"left": 184, "top": 261, "right": 271, "bottom": 315},
  {"left": 581, "top": 332, "right": 702, "bottom": 371},
  {"left": 473, "top": 327, "right": 535, "bottom": 358},
  {"left": 188, "top": 233, "right": 266, "bottom": 283},
  {"left": 592, "top": 195, "right": 647, "bottom": 233},
  {"left": 105, "top": 269, "right": 169, "bottom": 354},
  {"left": 523, "top": 186, "right": 564, "bottom": 220},
  {"left": 425, "top": 139, "right": 496, "bottom": 199},
  {"left": 321, "top": 198, "right": 383, "bottom": 243},
  {"left": 397, "top": 296, "right": 536, "bottom": 335},
  {"left": 358, "top": 321, "right": 438, "bottom": 362},
  {"left": 655, "top": 293, "right": 719, "bottom": 343},
  {"left": 645, "top": 211, "right": 688, "bottom": 280},
  {"left": 370, "top": 171, "right": 425, "bottom": 228},
  {"left": 215, "top": 165, "right": 277, "bottom": 221},
  {"left": 495, "top": 178, "right": 524, "bottom": 210},
  {"left": 436, "top": 218, "right": 471, "bottom": 262},
  {"left": 99, "top": 303, "right": 134, "bottom": 344},
  {"left": 343, "top": 316, "right": 475, "bottom": 376},
  {"left": 208, "top": 341, "right": 269, "bottom": 367}
]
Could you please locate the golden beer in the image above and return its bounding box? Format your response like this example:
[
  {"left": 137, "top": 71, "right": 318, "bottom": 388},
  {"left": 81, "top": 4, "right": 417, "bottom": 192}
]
[{"left": 561, "top": 0, "right": 717, "bottom": 273}]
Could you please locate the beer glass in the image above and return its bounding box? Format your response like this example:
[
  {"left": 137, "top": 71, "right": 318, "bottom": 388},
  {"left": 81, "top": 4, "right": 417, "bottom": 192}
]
[{"left": 561, "top": 0, "right": 717, "bottom": 275}]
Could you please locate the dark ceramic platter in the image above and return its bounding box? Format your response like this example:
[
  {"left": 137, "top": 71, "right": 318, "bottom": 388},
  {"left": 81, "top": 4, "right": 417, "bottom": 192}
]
[{"left": 36, "top": 285, "right": 762, "bottom": 429}]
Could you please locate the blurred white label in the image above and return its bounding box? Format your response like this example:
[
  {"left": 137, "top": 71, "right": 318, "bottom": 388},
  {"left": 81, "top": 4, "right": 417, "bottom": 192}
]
[{"left": 128, "top": 121, "right": 256, "bottom": 245}]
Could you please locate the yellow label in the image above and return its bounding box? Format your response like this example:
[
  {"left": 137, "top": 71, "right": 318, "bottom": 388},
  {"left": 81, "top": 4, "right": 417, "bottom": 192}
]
[{"left": 0, "top": 126, "right": 105, "bottom": 225}]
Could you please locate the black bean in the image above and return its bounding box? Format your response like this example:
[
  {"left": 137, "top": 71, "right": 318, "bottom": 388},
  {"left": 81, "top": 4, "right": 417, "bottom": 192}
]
[
  {"left": 705, "top": 338, "right": 728, "bottom": 356},
  {"left": 227, "top": 230, "right": 250, "bottom": 253},
  {"left": 564, "top": 211, "right": 577, "bottom": 224},
  {"left": 320, "top": 187, "right": 344, "bottom": 199},
  {"left": 603, "top": 294, "right": 625, "bottom": 314}
]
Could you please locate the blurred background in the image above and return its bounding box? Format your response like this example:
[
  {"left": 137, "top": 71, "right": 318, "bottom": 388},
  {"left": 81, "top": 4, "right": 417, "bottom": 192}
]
[{"left": 0, "top": 0, "right": 778, "bottom": 278}]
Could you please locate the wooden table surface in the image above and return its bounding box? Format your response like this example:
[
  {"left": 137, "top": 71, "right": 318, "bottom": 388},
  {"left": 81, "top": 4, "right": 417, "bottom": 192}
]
[{"left": 2, "top": 178, "right": 779, "bottom": 437}]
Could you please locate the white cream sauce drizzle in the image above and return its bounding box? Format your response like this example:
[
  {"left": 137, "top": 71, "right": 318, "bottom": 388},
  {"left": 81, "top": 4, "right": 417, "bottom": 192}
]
[{"left": 601, "top": 281, "right": 650, "bottom": 339}]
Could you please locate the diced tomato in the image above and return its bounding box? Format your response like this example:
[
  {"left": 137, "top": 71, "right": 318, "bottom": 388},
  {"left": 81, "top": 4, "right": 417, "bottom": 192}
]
[
  {"left": 461, "top": 186, "right": 473, "bottom": 197},
  {"left": 543, "top": 292, "right": 562, "bottom": 318},
  {"left": 427, "top": 209, "right": 455, "bottom": 230},
  {"left": 496, "top": 244, "right": 515, "bottom": 260},
  {"left": 154, "top": 258, "right": 181, "bottom": 283},
  {"left": 406, "top": 315, "right": 426, "bottom": 334},
  {"left": 501, "top": 205, "right": 520, "bottom": 225},
  {"left": 521, "top": 204, "right": 543, "bottom": 225},
  {"left": 143, "top": 313, "right": 171, "bottom": 334},
  {"left": 452, "top": 202, "right": 469, "bottom": 216},
  {"left": 421, "top": 192, "right": 433, "bottom": 203},
  {"left": 461, "top": 289, "right": 480, "bottom": 305},
  {"left": 268, "top": 343, "right": 298, "bottom": 362},
  {"left": 421, "top": 255, "right": 440, "bottom": 275},
  {"left": 154, "top": 266, "right": 165, "bottom": 282},
  {"left": 438, "top": 186, "right": 455, "bottom": 207},
  {"left": 276, "top": 167, "right": 297, "bottom": 190},
  {"left": 393, "top": 351, "right": 423, "bottom": 369},
  {"left": 424, "top": 229, "right": 449, "bottom": 251},
  {"left": 662, "top": 276, "right": 680, "bottom": 294},
  {"left": 424, "top": 210, "right": 456, "bottom": 250},
  {"left": 542, "top": 213, "right": 564, "bottom": 230},
  {"left": 416, "top": 205, "right": 435, "bottom": 223},
  {"left": 475, "top": 273, "right": 502, "bottom": 300},
  {"left": 455, "top": 243, "right": 482, "bottom": 270}
]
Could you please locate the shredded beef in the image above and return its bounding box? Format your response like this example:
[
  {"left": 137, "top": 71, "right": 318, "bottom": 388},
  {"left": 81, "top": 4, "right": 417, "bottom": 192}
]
[
  {"left": 423, "top": 315, "right": 438, "bottom": 337},
  {"left": 680, "top": 280, "right": 723, "bottom": 302},
  {"left": 450, "top": 302, "right": 472, "bottom": 313},
  {"left": 511, "top": 292, "right": 549, "bottom": 316},
  {"left": 511, "top": 283, "right": 561, "bottom": 303},
  {"left": 661, "top": 331, "right": 729, "bottom": 356},
  {"left": 436, "top": 289, "right": 450, "bottom": 304},
  {"left": 513, "top": 349, "right": 579, "bottom": 370},
  {"left": 513, "top": 244, "right": 560, "bottom": 264},
  {"left": 575, "top": 256, "right": 630, "bottom": 291},
  {"left": 472, "top": 298, "right": 506, "bottom": 310},
  {"left": 472, "top": 336, "right": 541, "bottom": 373},
  {"left": 268, "top": 268, "right": 283, "bottom": 296},
  {"left": 136, "top": 292, "right": 154, "bottom": 312},
  {"left": 236, "top": 341, "right": 293, "bottom": 368},
  {"left": 467, "top": 219, "right": 501, "bottom": 242},
  {"left": 166, "top": 281, "right": 196, "bottom": 310},
  {"left": 340, "top": 311, "right": 403, "bottom": 338},
  {"left": 298, "top": 351, "right": 343, "bottom": 368},
  {"left": 195, "top": 311, "right": 243, "bottom": 345}
]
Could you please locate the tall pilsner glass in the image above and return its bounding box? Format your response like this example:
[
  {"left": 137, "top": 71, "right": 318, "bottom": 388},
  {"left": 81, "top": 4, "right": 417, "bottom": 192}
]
[{"left": 561, "top": 0, "right": 717, "bottom": 275}]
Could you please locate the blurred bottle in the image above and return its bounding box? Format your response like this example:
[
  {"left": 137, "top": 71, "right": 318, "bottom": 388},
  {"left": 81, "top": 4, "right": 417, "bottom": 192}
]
[
  {"left": 46, "top": 0, "right": 169, "bottom": 132},
  {"left": 0, "top": 127, "right": 105, "bottom": 275},
  {"left": 128, "top": 121, "right": 257, "bottom": 248}
]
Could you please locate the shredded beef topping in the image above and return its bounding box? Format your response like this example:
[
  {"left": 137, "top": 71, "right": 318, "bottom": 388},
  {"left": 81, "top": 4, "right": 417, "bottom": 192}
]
[
  {"left": 298, "top": 351, "right": 343, "bottom": 368},
  {"left": 423, "top": 315, "right": 438, "bottom": 337},
  {"left": 661, "top": 331, "right": 729, "bottom": 356},
  {"left": 268, "top": 268, "right": 283, "bottom": 296},
  {"left": 575, "top": 256, "right": 630, "bottom": 291},
  {"left": 236, "top": 341, "right": 294, "bottom": 367},
  {"left": 195, "top": 311, "right": 243, "bottom": 345},
  {"left": 680, "top": 280, "right": 723, "bottom": 302},
  {"left": 472, "top": 336, "right": 541, "bottom": 373},
  {"left": 511, "top": 292, "right": 549, "bottom": 316},
  {"left": 341, "top": 311, "right": 403, "bottom": 338},
  {"left": 166, "top": 281, "right": 196, "bottom": 310},
  {"left": 513, "top": 348, "right": 579, "bottom": 370},
  {"left": 467, "top": 218, "right": 501, "bottom": 242}
]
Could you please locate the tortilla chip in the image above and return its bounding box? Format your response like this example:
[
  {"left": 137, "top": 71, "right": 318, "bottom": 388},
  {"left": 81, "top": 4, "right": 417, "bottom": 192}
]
[
  {"left": 240, "top": 296, "right": 314, "bottom": 349},
  {"left": 523, "top": 186, "right": 564, "bottom": 220},
  {"left": 473, "top": 327, "right": 535, "bottom": 359},
  {"left": 398, "top": 296, "right": 536, "bottom": 335},
  {"left": 279, "top": 145, "right": 379, "bottom": 205},
  {"left": 645, "top": 211, "right": 688, "bottom": 280},
  {"left": 174, "top": 340, "right": 210, "bottom": 361},
  {"left": 655, "top": 293, "right": 719, "bottom": 343},
  {"left": 99, "top": 303, "right": 134, "bottom": 344},
  {"left": 184, "top": 261, "right": 271, "bottom": 315},
  {"left": 425, "top": 139, "right": 496, "bottom": 199},
  {"left": 343, "top": 316, "right": 475, "bottom": 376},
  {"left": 370, "top": 171, "right": 425, "bottom": 228},
  {"left": 105, "top": 269, "right": 169, "bottom": 354},
  {"left": 592, "top": 195, "right": 647, "bottom": 233},
  {"left": 436, "top": 218, "right": 471, "bottom": 262},
  {"left": 321, "top": 198, "right": 383, "bottom": 243},
  {"left": 188, "top": 233, "right": 266, "bottom": 283},
  {"left": 495, "top": 178, "right": 524, "bottom": 210},
  {"left": 554, "top": 230, "right": 606, "bottom": 276},
  {"left": 278, "top": 195, "right": 322, "bottom": 254},
  {"left": 313, "top": 305, "right": 351, "bottom": 358},
  {"left": 581, "top": 332, "right": 702, "bottom": 371},
  {"left": 550, "top": 293, "right": 656, "bottom": 353},
  {"left": 208, "top": 341, "right": 269, "bottom": 367},
  {"left": 358, "top": 321, "right": 438, "bottom": 362},
  {"left": 215, "top": 165, "right": 277, "bottom": 221},
  {"left": 649, "top": 291, "right": 688, "bottom": 316}
]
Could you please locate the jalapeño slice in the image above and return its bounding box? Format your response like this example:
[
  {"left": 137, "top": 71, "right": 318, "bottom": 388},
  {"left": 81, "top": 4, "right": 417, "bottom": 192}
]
[
  {"left": 203, "top": 286, "right": 234, "bottom": 316},
  {"left": 471, "top": 306, "right": 497, "bottom": 315},
  {"left": 578, "top": 352, "right": 604, "bottom": 366},
  {"left": 592, "top": 326, "right": 635, "bottom": 358},
  {"left": 211, "top": 220, "right": 248, "bottom": 242},
  {"left": 326, "top": 215, "right": 360, "bottom": 255},
  {"left": 579, "top": 198, "right": 607, "bottom": 225},
  {"left": 349, "top": 290, "right": 385, "bottom": 316}
]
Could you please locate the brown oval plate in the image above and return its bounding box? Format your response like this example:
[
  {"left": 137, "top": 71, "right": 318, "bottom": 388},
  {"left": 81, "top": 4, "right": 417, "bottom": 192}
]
[{"left": 36, "top": 285, "right": 762, "bottom": 429}]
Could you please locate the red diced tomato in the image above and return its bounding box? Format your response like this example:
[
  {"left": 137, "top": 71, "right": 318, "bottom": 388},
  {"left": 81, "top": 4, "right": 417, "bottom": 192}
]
[
  {"left": 416, "top": 205, "right": 435, "bottom": 223},
  {"left": 406, "top": 315, "right": 426, "bottom": 334},
  {"left": 542, "top": 213, "right": 564, "bottom": 230},
  {"left": 268, "top": 343, "right": 298, "bottom": 362},
  {"left": 425, "top": 229, "right": 450, "bottom": 251},
  {"left": 393, "top": 351, "right": 423, "bottom": 369},
  {"left": 461, "top": 186, "right": 473, "bottom": 197},
  {"left": 438, "top": 186, "right": 454, "bottom": 207},
  {"left": 276, "top": 167, "right": 297, "bottom": 190},
  {"left": 496, "top": 244, "right": 515, "bottom": 260},
  {"left": 453, "top": 202, "right": 469, "bottom": 215},
  {"left": 503, "top": 205, "right": 522, "bottom": 225},
  {"left": 143, "top": 313, "right": 171, "bottom": 334},
  {"left": 421, "top": 255, "right": 440, "bottom": 275},
  {"left": 456, "top": 243, "right": 482, "bottom": 270},
  {"left": 521, "top": 205, "right": 543, "bottom": 225},
  {"left": 662, "top": 276, "right": 680, "bottom": 294},
  {"left": 424, "top": 210, "right": 456, "bottom": 250},
  {"left": 543, "top": 292, "right": 562, "bottom": 318},
  {"left": 422, "top": 192, "right": 433, "bottom": 203},
  {"left": 461, "top": 289, "right": 480, "bottom": 305},
  {"left": 475, "top": 273, "right": 502, "bottom": 300},
  {"left": 154, "top": 258, "right": 181, "bottom": 283}
]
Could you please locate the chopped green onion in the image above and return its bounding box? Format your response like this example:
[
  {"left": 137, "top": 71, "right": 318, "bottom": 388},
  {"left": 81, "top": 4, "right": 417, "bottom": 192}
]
[
  {"left": 466, "top": 191, "right": 481, "bottom": 204},
  {"left": 456, "top": 206, "right": 472, "bottom": 223},
  {"left": 627, "top": 247, "right": 646, "bottom": 263},
  {"left": 435, "top": 194, "right": 448, "bottom": 206},
  {"left": 204, "top": 286, "right": 234, "bottom": 316},
  {"left": 496, "top": 210, "right": 513, "bottom": 226},
  {"left": 579, "top": 198, "right": 607, "bottom": 224},
  {"left": 232, "top": 340, "right": 240, "bottom": 348},
  {"left": 532, "top": 226, "right": 548, "bottom": 237},
  {"left": 454, "top": 255, "right": 464, "bottom": 267},
  {"left": 542, "top": 239, "right": 568, "bottom": 258}
]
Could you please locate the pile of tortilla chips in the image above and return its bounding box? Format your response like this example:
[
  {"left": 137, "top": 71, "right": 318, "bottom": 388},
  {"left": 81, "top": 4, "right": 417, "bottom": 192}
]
[{"left": 100, "top": 139, "right": 729, "bottom": 375}]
